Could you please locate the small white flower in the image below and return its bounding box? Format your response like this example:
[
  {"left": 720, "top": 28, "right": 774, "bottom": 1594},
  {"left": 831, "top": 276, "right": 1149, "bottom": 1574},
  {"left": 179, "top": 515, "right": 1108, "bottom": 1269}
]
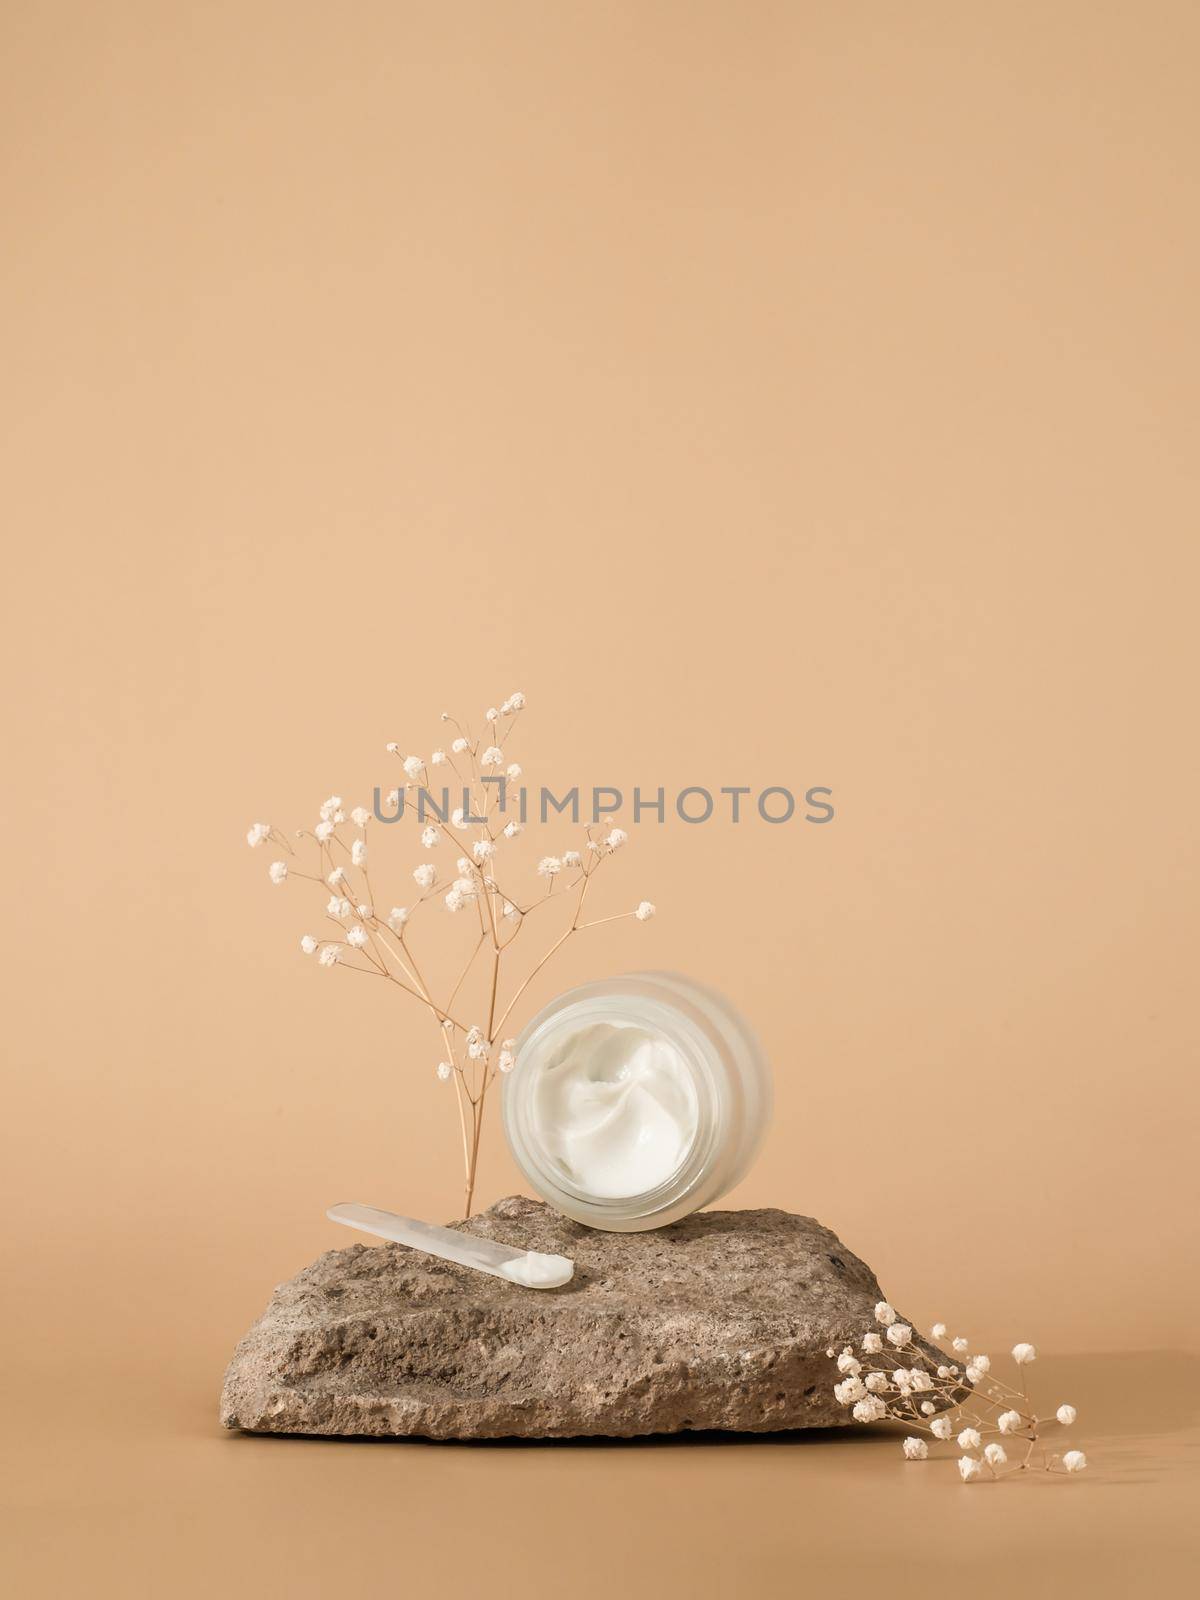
[
  {"left": 561, "top": 849, "right": 581, "bottom": 867},
  {"left": 606, "top": 827, "right": 628, "bottom": 851},
  {"left": 997, "top": 1410, "right": 1022, "bottom": 1434},
  {"left": 317, "top": 944, "right": 342, "bottom": 967},
  {"left": 386, "top": 742, "right": 400, "bottom": 754},
  {"left": 498, "top": 1049, "right": 516, "bottom": 1073},
  {"left": 1062, "top": 1450, "right": 1087, "bottom": 1473},
  {"left": 473, "top": 840, "right": 494, "bottom": 862},
  {"left": 451, "top": 737, "right": 469, "bottom": 754},
  {"left": 481, "top": 745, "right": 504, "bottom": 766},
  {"left": 431, "top": 750, "right": 447, "bottom": 766},
  {"left": 937, "top": 1366, "right": 952, "bottom": 1379},
  {"left": 852, "top": 1395, "right": 887, "bottom": 1423},
  {"left": 507, "top": 691, "right": 525, "bottom": 710},
  {"left": 356, "top": 903, "right": 371, "bottom": 919},
  {"left": 1011, "top": 1343, "right": 1037, "bottom": 1366},
  {"left": 268, "top": 861, "right": 288, "bottom": 884},
  {"left": 930, "top": 1416, "right": 952, "bottom": 1440},
  {"left": 1056, "top": 1404, "right": 1077, "bottom": 1426},
  {"left": 886, "top": 1323, "right": 912, "bottom": 1349},
  {"left": 435, "top": 1061, "right": 452, "bottom": 1082},
  {"left": 864, "top": 1372, "right": 888, "bottom": 1394},
  {"left": 970, "top": 1354, "right": 991, "bottom": 1374},
  {"left": 452, "top": 876, "right": 477, "bottom": 899},
  {"left": 402, "top": 755, "right": 425, "bottom": 781},
  {"left": 506, "top": 763, "right": 522, "bottom": 779},
  {"left": 836, "top": 1350, "right": 862, "bottom": 1376},
  {"left": 385, "top": 789, "right": 400, "bottom": 807},
  {"left": 247, "top": 822, "right": 271, "bottom": 848},
  {"left": 300, "top": 935, "right": 318, "bottom": 955},
  {"left": 537, "top": 856, "right": 562, "bottom": 877},
  {"left": 502, "top": 901, "right": 517, "bottom": 919},
  {"left": 503, "top": 821, "right": 523, "bottom": 838},
  {"left": 326, "top": 895, "right": 350, "bottom": 918},
  {"left": 965, "top": 1365, "right": 983, "bottom": 1385},
  {"left": 952, "top": 1337, "right": 969, "bottom": 1354},
  {"left": 444, "top": 890, "right": 465, "bottom": 913},
  {"left": 874, "top": 1302, "right": 897, "bottom": 1327},
  {"left": 327, "top": 868, "right": 346, "bottom": 887},
  {"left": 388, "top": 906, "right": 409, "bottom": 929},
  {"left": 957, "top": 1428, "right": 981, "bottom": 1451},
  {"left": 984, "top": 1443, "right": 1007, "bottom": 1467},
  {"left": 920, "top": 1401, "right": 936, "bottom": 1415},
  {"left": 931, "top": 1322, "right": 947, "bottom": 1340},
  {"left": 466, "top": 1026, "right": 483, "bottom": 1047},
  {"left": 319, "top": 795, "right": 343, "bottom": 821},
  {"left": 413, "top": 864, "right": 437, "bottom": 890},
  {"left": 485, "top": 707, "right": 499, "bottom": 723},
  {"left": 314, "top": 821, "right": 335, "bottom": 843},
  {"left": 910, "top": 1370, "right": 933, "bottom": 1392},
  {"left": 634, "top": 901, "right": 657, "bottom": 921},
  {"left": 958, "top": 1456, "right": 984, "bottom": 1482},
  {"left": 451, "top": 808, "right": 467, "bottom": 829},
  {"left": 902, "top": 1437, "right": 928, "bottom": 1460},
  {"left": 421, "top": 826, "right": 439, "bottom": 849},
  {"left": 468, "top": 1037, "right": 489, "bottom": 1061},
  {"left": 456, "top": 856, "right": 472, "bottom": 875},
  {"left": 351, "top": 840, "right": 367, "bottom": 867},
  {"left": 893, "top": 1369, "right": 912, "bottom": 1394},
  {"left": 834, "top": 1377, "right": 866, "bottom": 1406},
  {"left": 351, "top": 806, "right": 370, "bottom": 828},
  {"left": 346, "top": 924, "right": 368, "bottom": 948},
  {"left": 861, "top": 1332, "right": 883, "bottom": 1354}
]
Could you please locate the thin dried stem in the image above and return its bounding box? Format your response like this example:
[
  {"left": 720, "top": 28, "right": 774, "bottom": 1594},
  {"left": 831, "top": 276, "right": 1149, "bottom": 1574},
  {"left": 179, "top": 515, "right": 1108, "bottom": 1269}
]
[{"left": 251, "top": 700, "right": 651, "bottom": 1213}]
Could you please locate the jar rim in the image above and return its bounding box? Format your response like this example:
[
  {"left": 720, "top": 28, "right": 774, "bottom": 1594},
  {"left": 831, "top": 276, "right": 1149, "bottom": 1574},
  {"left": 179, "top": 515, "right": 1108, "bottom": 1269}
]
[{"left": 501, "top": 972, "right": 771, "bottom": 1231}]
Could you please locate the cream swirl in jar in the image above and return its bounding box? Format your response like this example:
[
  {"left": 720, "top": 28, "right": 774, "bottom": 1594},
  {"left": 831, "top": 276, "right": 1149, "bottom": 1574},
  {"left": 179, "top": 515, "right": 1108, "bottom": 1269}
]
[
  {"left": 529, "top": 1023, "right": 700, "bottom": 1199},
  {"left": 503, "top": 972, "right": 772, "bottom": 1231}
]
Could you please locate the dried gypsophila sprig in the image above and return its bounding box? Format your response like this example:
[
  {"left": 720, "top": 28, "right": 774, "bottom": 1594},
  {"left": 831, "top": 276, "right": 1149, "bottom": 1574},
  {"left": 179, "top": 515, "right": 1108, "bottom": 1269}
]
[
  {"left": 246, "top": 693, "right": 658, "bottom": 1215},
  {"left": 828, "top": 1303, "right": 1087, "bottom": 1482}
]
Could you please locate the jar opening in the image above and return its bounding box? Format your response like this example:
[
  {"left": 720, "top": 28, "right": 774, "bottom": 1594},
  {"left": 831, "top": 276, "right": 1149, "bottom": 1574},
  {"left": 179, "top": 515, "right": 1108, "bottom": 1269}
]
[
  {"left": 502, "top": 973, "right": 771, "bottom": 1232},
  {"left": 525, "top": 1019, "right": 699, "bottom": 1201}
]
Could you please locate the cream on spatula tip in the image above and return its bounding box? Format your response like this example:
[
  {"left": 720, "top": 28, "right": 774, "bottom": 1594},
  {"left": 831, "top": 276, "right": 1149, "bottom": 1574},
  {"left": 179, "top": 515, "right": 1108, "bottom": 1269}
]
[{"left": 326, "top": 1202, "right": 574, "bottom": 1289}]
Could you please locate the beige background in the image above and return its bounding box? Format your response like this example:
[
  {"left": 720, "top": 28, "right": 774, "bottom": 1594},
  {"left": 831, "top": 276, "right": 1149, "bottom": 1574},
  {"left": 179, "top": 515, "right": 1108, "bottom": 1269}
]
[{"left": 3, "top": 2, "right": 1198, "bottom": 1595}]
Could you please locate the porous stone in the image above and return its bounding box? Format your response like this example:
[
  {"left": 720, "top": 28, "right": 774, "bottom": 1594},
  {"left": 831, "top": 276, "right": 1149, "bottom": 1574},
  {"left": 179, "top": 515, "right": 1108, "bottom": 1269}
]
[{"left": 221, "top": 1196, "right": 947, "bottom": 1440}]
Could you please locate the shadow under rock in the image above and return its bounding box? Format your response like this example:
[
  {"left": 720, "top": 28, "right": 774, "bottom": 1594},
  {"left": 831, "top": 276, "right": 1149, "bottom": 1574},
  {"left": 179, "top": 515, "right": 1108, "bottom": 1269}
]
[
  {"left": 223, "top": 1351, "right": 1199, "bottom": 1454},
  {"left": 227, "top": 1422, "right": 888, "bottom": 1451}
]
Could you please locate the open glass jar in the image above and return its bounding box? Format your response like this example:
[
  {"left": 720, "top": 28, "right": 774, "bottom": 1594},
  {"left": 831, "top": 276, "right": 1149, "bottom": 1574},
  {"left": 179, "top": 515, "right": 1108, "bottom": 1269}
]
[{"left": 501, "top": 971, "right": 772, "bottom": 1231}]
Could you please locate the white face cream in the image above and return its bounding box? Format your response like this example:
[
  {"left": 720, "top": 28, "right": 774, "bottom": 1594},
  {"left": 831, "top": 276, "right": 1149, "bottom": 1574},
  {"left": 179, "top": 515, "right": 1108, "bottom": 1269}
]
[
  {"left": 530, "top": 1022, "right": 700, "bottom": 1199},
  {"left": 503, "top": 973, "right": 772, "bottom": 1232}
]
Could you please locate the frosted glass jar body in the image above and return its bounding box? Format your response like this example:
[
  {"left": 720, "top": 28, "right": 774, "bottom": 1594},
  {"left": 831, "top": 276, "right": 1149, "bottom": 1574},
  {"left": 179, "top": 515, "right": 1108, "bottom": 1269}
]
[{"left": 501, "top": 971, "right": 772, "bottom": 1232}]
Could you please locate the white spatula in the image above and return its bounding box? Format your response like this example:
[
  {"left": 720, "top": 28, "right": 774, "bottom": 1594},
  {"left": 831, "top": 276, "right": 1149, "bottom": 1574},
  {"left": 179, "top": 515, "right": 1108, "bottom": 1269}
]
[{"left": 326, "top": 1202, "right": 574, "bottom": 1289}]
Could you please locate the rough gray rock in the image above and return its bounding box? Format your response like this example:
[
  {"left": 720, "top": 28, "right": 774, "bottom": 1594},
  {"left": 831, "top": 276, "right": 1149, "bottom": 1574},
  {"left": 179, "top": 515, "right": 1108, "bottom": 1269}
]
[{"left": 221, "top": 1196, "right": 948, "bottom": 1440}]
